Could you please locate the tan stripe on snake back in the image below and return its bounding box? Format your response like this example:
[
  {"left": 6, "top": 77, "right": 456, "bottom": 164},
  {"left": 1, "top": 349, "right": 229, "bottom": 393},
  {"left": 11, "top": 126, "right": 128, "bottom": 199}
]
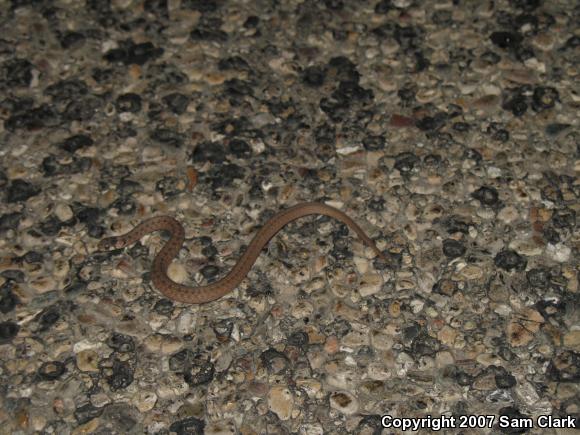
[{"left": 98, "top": 202, "right": 387, "bottom": 304}]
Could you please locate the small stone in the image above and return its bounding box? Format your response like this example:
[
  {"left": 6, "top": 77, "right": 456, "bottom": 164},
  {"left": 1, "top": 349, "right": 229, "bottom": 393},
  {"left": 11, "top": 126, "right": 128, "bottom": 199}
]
[
  {"left": 329, "top": 391, "right": 358, "bottom": 415},
  {"left": 442, "top": 239, "right": 466, "bottom": 258},
  {"left": 471, "top": 186, "right": 499, "bottom": 206},
  {"left": 546, "top": 243, "right": 571, "bottom": 262},
  {"left": 358, "top": 272, "right": 382, "bottom": 297},
  {"left": 37, "top": 361, "right": 66, "bottom": 381},
  {"left": 494, "top": 250, "right": 527, "bottom": 272},
  {"left": 55, "top": 204, "right": 74, "bottom": 222},
  {"left": 76, "top": 350, "right": 99, "bottom": 373},
  {"left": 437, "top": 326, "right": 459, "bottom": 347},
  {"left": 563, "top": 331, "right": 580, "bottom": 351},
  {"left": 134, "top": 391, "right": 157, "bottom": 413},
  {"left": 6, "top": 179, "right": 41, "bottom": 203},
  {"left": 268, "top": 385, "right": 294, "bottom": 420}
]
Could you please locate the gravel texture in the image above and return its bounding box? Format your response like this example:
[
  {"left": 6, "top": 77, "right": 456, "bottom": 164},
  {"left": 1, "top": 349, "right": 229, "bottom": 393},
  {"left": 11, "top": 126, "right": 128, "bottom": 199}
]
[{"left": 0, "top": 0, "right": 578, "bottom": 434}]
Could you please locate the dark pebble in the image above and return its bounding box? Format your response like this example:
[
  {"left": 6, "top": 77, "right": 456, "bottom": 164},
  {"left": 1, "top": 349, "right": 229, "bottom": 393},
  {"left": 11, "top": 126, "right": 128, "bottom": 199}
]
[
  {"left": 4, "top": 104, "right": 60, "bottom": 131},
  {"left": 398, "top": 86, "right": 416, "bottom": 106},
  {"left": 452, "top": 122, "right": 470, "bottom": 132},
  {"left": 542, "top": 226, "right": 560, "bottom": 244},
  {"left": 362, "top": 135, "right": 385, "bottom": 151},
  {"left": 244, "top": 15, "right": 259, "bottom": 28},
  {"left": 104, "top": 41, "right": 163, "bottom": 66},
  {"left": 302, "top": 65, "right": 326, "bottom": 87},
  {"left": 183, "top": 358, "right": 215, "bottom": 386},
  {"left": 5, "top": 179, "right": 40, "bottom": 203},
  {"left": 0, "top": 321, "right": 19, "bottom": 343},
  {"left": 0, "top": 285, "right": 18, "bottom": 313},
  {"left": 106, "top": 359, "right": 134, "bottom": 390},
  {"left": 410, "top": 333, "right": 441, "bottom": 357},
  {"left": 442, "top": 239, "right": 466, "bottom": 258},
  {"left": 511, "top": 0, "right": 541, "bottom": 11},
  {"left": 532, "top": 86, "right": 559, "bottom": 111},
  {"left": 394, "top": 152, "right": 420, "bottom": 174},
  {"left": 37, "top": 361, "right": 66, "bottom": 381},
  {"left": 424, "top": 153, "right": 443, "bottom": 167},
  {"left": 200, "top": 265, "right": 220, "bottom": 282},
  {"left": 228, "top": 138, "right": 252, "bottom": 158},
  {"left": 367, "top": 197, "right": 385, "bottom": 211},
  {"left": 75, "top": 206, "right": 100, "bottom": 224},
  {"left": 218, "top": 56, "right": 251, "bottom": 71},
  {"left": 471, "top": 186, "right": 499, "bottom": 206},
  {"left": 2, "top": 269, "right": 25, "bottom": 282},
  {"left": 35, "top": 305, "right": 61, "bottom": 332},
  {"left": 190, "top": 141, "right": 226, "bottom": 163},
  {"left": 494, "top": 367, "right": 517, "bottom": 388},
  {"left": 63, "top": 96, "right": 102, "bottom": 121},
  {"left": 551, "top": 208, "right": 575, "bottom": 229},
  {"left": 374, "top": 0, "right": 393, "bottom": 14},
  {"left": 107, "top": 332, "right": 135, "bottom": 353},
  {"left": 110, "top": 197, "right": 137, "bottom": 215},
  {"left": 287, "top": 331, "right": 309, "bottom": 347},
  {"left": 403, "top": 322, "right": 421, "bottom": 341},
  {"left": 183, "top": 0, "right": 219, "bottom": 12},
  {"left": 39, "top": 215, "right": 63, "bottom": 236},
  {"left": 492, "top": 129, "right": 510, "bottom": 142},
  {"left": 260, "top": 348, "right": 290, "bottom": 374},
  {"left": 153, "top": 298, "right": 174, "bottom": 316},
  {"left": 1, "top": 58, "right": 33, "bottom": 87},
  {"left": 502, "top": 95, "right": 528, "bottom": 116},
  {"left": 526, "top": 268, "right": 550, "bottom": 288},
  {"left": 545, "top": 123, "right": 570, "bottom": 136},
  {"left": 190, "top": 21, "right": 228, "bottom": 42},
  {"left": 169, "top": 417, "right": 205, "bottom": 435},
  {"left": 0, "top": 211, "right": 23, "bottom": 232},
  {"left": 162, "top": 92, "right": 190, "bottom": 114},
  {"left": 115, "top": 93, "right": 142, "bottom": 113},
  {"left": 201, "top": 163, "right": 245, "bottom": 189},
  {"left": 416, "top": 114, "right": 446, "bottom": 131},
  {"left": 44, "top": 78, "right": 88, "bottom": 102},
  {"left": 74, "top": 403, "right": 104, "bottom": 425},
  {"left": 92, "top": 67, "right": 115, "bottom": 83},
  {"left": 546, "top": 351, "right": 580, "bottom": 382},
  {"left": 59, "top": 31, "right": 85, "bottom": 49},
  {"left": 42, "top": 155, "right": 92, "bottom": 176},
  {"left": 494, "top": 250, "right": 527, "bottom": 272},
  {"left": 490, "top": 31, "right": 523, "bottom": 49},
  {"left": 144, "top": 0, "right": 169, "bottom": 18},
  {"left": 60, "top": 134, "right": 94, "bottom": 153}
]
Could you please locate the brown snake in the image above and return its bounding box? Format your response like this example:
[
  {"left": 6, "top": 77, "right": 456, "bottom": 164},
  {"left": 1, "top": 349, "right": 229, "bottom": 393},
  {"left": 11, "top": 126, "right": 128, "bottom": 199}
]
[{"left": 98, "top": 202, "right": 387, "bottom": 304}]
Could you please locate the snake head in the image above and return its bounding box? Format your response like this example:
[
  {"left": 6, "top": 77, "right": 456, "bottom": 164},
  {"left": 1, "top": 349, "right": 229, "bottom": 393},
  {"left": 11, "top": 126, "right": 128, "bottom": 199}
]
[{"left": 97, "top": 237, "right": 125, "bottom": 251}]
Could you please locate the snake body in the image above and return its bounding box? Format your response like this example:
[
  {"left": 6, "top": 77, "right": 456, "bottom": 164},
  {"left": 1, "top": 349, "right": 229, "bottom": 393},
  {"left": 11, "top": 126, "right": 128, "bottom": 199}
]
[{"left": 98, "top": 202, "right": 386, "bottom": 304}]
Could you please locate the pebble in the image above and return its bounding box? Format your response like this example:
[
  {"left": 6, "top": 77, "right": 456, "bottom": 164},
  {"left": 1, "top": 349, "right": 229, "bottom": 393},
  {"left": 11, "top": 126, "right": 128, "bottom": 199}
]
[
  {"left": 1, "top": 0, "right": 577, "bottom": 432},
  {"left": 268, "top": 385, "right": 294, "bottom": 421},
  {"left": 329, "top": 391, "right": 359, "bottom": 415}
]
